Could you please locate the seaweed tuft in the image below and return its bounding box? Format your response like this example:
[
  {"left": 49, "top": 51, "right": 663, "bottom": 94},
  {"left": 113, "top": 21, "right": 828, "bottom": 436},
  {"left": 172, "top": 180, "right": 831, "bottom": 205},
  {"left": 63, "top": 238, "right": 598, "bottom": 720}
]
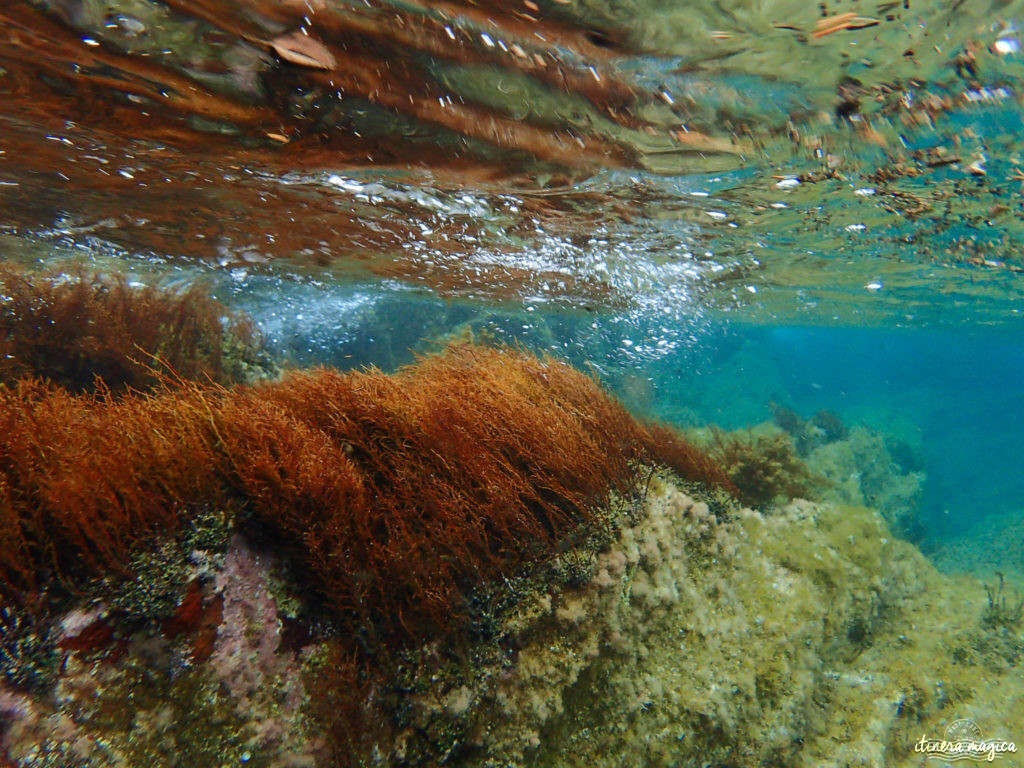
[
  {"left": 710, "top": 428, "right": 825, "bottom": 509},
  {"left": 0, "top": 266, "right": 273, "bottom": 394}
]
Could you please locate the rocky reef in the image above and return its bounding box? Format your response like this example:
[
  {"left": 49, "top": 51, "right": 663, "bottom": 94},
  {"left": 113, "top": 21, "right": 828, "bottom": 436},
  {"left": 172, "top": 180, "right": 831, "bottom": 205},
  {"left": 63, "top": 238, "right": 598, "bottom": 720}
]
[
  {"left": 694, "top": 407, "right": 925, "bottom": 539},
  {"left": 3, "top": 474, "right": 1022, "bottom": 767}
]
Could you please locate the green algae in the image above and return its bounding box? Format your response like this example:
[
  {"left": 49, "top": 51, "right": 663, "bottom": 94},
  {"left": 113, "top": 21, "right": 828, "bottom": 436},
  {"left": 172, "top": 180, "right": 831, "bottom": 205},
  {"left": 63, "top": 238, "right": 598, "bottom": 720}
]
[
  {"left": 0, "top": 608, "right": 62, "bottom": 694},
  {"left": 70, "top": 662, "right": 262, "bottom": 768},
  {"left": 102, "top": 507, "right": 234, "bottom": 621}
]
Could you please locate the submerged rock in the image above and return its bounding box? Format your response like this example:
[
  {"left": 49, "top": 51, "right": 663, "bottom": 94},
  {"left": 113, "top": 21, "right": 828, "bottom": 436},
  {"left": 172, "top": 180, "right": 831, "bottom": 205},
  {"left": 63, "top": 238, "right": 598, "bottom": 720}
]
[{"left": 2, "top": 474, "right": 1018, "bottom": 767}]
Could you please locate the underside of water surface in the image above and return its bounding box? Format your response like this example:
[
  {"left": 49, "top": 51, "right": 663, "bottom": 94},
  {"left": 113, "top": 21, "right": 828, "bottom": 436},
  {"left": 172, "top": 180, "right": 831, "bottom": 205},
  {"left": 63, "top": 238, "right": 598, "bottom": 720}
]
[{"left": 2, "top": 0, "right": 1024, "bottom": 765}]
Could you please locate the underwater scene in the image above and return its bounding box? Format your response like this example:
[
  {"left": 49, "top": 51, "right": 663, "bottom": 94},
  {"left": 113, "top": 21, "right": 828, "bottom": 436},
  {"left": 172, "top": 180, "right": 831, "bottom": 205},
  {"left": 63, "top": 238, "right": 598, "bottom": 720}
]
[{"left": 2, "top": 0, "right": 1024, "bottom": 765}]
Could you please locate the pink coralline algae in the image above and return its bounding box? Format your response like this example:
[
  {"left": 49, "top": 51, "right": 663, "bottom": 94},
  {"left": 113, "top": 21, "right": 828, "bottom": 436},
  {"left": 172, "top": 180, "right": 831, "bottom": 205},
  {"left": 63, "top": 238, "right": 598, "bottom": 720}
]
[{"left": 209, "top": 535, "right": 319, "bottom": 758}]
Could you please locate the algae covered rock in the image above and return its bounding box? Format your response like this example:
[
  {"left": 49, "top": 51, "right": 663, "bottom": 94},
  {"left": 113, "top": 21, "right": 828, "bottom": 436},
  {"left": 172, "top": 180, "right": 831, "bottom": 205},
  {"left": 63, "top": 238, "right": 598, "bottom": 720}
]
[
  {"left": 373, "top": 482, "right": 950, "bottom": 768},
  {"left": 807, "top": 426, "right": 925, "bottom": 537},
  {"left": 1, "top": 447, "right": 1019, "bottom": 767},
  {"left": 6, "top": 476, "right": 1020, "bottom": 768},
  {"left": 404, "top": 484, "right": 1022, "bottom": 768}
]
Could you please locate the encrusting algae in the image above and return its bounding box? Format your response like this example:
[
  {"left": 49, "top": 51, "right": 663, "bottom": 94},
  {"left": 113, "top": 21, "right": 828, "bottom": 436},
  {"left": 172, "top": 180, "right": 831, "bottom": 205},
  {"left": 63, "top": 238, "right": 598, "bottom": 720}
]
[{"left": 0, "top": 280, "right": 1020, "bottom": 767}]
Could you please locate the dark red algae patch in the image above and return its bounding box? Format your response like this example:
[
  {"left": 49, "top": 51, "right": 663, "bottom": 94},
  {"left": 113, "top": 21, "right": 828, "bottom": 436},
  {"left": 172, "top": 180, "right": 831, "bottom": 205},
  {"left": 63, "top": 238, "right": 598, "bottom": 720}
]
[
  {"left": 0, "top": 343, "right": 734, "bottom": 765},
  {"left": 56, "top": 619, "right": 117, "bottom": 655},
  {"left": 0, "top": 267, "right": 275, "bottom": 395},
  {"left": 161, "top": 580, "right": 225, "bottom": 662},
  {"left": 0, "top": 343, "right": 732, "bottom": 636}
]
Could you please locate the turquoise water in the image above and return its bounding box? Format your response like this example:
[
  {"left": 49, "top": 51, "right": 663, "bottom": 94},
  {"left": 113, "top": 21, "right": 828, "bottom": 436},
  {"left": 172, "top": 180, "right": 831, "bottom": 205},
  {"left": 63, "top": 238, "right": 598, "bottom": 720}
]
[{"left": 674, "top": 324, "right": 1024, "bottom": 534}]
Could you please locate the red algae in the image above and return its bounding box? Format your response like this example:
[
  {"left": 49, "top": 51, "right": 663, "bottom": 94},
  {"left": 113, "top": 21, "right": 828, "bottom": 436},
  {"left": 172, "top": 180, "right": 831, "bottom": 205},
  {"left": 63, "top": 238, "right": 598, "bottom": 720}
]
[
  {"left": 0, "top": 344, "right": 737, "bottom": 767},
  {"left": 0, "top": 344, "right": 732, "bottom": 641},
  {"left": 0, "top": 267, "right": 269, "bottom": 394}
]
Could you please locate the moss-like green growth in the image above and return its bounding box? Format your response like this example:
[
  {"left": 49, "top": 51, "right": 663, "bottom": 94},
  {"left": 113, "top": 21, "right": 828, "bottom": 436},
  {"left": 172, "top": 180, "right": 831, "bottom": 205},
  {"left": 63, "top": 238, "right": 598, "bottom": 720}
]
[
  {"left": 70, "top": 662, "right": 264, "bottom": 768},
  {"left": 0, "top": 606, "right": 61, "bottom": 693},
  {"left": 949, "top": 574, "right": 1024, "bottom": 672},
  {"left": 982, "top": 572, "right": 1024, "bottom": 631},
  {"left": 101, "top": 507, "right": 234, "bottom": 621}
]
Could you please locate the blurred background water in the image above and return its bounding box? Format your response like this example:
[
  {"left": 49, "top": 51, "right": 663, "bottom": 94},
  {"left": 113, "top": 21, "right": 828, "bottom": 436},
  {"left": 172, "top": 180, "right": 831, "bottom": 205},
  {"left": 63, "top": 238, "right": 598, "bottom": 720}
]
[{"left": 2, "top": 0, "right": 1023, "bottom": 561}]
